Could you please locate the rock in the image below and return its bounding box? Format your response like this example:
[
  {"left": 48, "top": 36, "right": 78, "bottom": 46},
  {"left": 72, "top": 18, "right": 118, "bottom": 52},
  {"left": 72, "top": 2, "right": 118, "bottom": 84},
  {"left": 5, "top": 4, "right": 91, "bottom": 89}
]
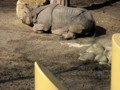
[
  {"left": 79, "top": 52, "right": 95, "bottom": 61},
  {"left": 79, "top": 42, "right": 111, "bottom": 65},
  {"left": 92, "top": 43, "right": 105, "bottom": 55},
  {"left": 86, "top": 42, "right": 105, "bottom": 55},
  {"left": 16, "top": 0, "right": 47, "bottom": 19},
  {"left": 86, "top": 45, "right": 94, "bottom": 53},
  {"left": 94, "top": 54, "right": 108, "bottom": 63},
  {"left": 107, "top": 51, "right": 112, "bottom": 64},
  {"left": 99, "top": 62, "right": 108, "bottom": 65},
  {"left": 108, "top": 59, "right": 111, "bottom": 65},
  {"left": 104, "top": 47, "right": 112, "bottom": 55},
  {"left": 94, "top": 54, "right": 102, "bottom": 61},
  {"left": 107, "top": 50, "right": 112, "bottom": 60},
  {"left": 16, "top": 0, "right": 26, "bottom": 19},
  {"left": 104, "top": 47, "right": 112, "bottom": 64}
]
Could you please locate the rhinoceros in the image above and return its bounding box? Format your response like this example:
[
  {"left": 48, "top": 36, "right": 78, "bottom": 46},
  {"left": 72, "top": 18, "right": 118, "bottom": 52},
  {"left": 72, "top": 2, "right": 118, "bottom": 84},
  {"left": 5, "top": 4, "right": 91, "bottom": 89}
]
[{"left": 22, "top": 4, "right": 96, "bottom": 39}]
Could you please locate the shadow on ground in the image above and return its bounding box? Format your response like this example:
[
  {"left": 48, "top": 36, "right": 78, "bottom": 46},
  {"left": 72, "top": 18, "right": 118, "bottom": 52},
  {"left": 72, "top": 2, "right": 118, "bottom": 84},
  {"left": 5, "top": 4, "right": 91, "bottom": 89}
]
[
  {"left": 84, "top": 0, "right": 120, "bottom": 10},
  {"left": 95, "top": 26, "right": 106, "bottom": 37}
]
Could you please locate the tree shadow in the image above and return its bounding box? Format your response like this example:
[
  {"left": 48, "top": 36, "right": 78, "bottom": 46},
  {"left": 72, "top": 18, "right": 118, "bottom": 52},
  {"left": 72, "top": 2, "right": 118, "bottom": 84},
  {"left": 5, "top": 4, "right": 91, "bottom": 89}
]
[
  {"left": 0, "top": 76, "right": 34, "bottom": 84},
  {"left": 76, "top": 26, "right": 106, "bottom": 38},
  {"left": 69, "top": 0, "right": 120, "bottom": 10}
]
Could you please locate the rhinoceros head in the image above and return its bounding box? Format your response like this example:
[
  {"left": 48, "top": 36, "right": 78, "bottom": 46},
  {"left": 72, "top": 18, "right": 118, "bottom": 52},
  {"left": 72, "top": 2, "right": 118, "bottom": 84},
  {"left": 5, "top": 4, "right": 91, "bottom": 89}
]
[{"left": 22, "top": 4, "right": 33, "bottom": 26}]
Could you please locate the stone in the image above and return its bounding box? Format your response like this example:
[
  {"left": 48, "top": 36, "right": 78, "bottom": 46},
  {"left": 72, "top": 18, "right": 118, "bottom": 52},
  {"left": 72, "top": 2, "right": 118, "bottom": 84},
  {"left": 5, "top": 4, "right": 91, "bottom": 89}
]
[
  {"left": 107, "top": 51, "right": 112, "bottom": 64},
  {"left": 99, "top": 62, "right": 108, "bottom": 65},
  {"left": 86, "top": 45, "right": 94, "bottom": 53},
  {"left": 16, "top": 0, "right": 26, "bottom": 19},
  {"left": 86, "top": 42, "right": 105, "bottom": 55},
  {"left": 103, "top": 47, "right": 112, "bottom": 55},
  {"left": 16, "top": 0, "right": 47, "bottom": 19},
  {"left": 93, "top": 43, "right": 105, "bottom": 55},
  {"left": 94, "top": 54, "right": 108, "bottom": 63},
  {"left": 104, "top": 47, "right": 112, "bottom": 64},
  {"left": 79, "top": 52, "right": 95, "bottom": 61}
]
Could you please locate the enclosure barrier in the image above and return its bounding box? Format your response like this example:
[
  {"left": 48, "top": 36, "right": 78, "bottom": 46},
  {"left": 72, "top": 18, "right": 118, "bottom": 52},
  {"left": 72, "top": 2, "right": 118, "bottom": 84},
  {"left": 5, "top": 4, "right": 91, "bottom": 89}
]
[
  {"left": 111, "top": 33, "right": 120, "bottom": 90},
  {"left": 34, "top": 62, "right": 67, "bottom": 90}
]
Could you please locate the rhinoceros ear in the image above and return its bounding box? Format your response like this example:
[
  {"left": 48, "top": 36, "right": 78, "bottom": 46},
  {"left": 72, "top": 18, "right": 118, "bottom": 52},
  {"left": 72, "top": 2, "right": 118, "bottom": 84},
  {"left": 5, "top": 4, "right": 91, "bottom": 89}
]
[
  {"left": 36, "top": 3, "right": 40, "bottom": 8},
  {"left": 25, "top": 3, "right": 33, "bottom": 11}
]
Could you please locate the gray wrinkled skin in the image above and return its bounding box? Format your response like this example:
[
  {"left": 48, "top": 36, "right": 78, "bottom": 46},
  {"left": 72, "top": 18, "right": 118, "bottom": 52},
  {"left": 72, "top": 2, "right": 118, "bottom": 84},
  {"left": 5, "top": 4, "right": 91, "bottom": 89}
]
[{"left": 22, "top": 4, "right": 96, "bottom": 39}]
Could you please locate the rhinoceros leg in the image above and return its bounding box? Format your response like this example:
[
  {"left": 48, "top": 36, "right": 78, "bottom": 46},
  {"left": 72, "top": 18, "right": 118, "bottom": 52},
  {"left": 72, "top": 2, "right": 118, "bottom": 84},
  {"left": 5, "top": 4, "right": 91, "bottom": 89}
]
[
  {"left": 33, "top": 24, "right": 44, "bottom": 34},
  {"left": 33, "top": 23, "right": 50, "bottom": 34},
  {"left": 62, "top": 32, "right": 75, "bottom": 39},
  {"left": 52, "top": 24, "right": 85, "bottom": 39},
  {"left": 68, "top": 24, "right": 85, "bottom": 34},
  {"left": 52, "top": 27, "right": 75, "bottom": 39},
  {"left": 61, "top": 24, "right": 85, "bottom": 39},
  {"left": 51, "top": 27, "right": 68, "bottom": 35}
]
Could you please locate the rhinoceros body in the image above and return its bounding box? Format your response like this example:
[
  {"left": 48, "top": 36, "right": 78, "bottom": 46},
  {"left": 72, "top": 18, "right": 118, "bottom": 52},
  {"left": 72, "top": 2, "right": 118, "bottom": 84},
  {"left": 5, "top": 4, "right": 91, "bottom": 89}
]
[{"left": 22, "top": 4, "right": 96, "bottom": 39}]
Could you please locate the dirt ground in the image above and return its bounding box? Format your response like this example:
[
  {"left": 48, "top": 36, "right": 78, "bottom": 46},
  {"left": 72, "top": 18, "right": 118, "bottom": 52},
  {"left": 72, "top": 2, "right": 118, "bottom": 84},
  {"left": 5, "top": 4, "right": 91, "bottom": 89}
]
[{"left": 0, "top": 0, "right": 120, "bottom": 90}]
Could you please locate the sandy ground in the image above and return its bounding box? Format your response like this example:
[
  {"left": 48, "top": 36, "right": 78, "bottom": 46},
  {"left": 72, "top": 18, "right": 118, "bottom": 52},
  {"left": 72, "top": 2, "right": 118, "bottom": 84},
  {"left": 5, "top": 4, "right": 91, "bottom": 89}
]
[{"left": 0, "top": 0, "right": 120, "bottom": 90}]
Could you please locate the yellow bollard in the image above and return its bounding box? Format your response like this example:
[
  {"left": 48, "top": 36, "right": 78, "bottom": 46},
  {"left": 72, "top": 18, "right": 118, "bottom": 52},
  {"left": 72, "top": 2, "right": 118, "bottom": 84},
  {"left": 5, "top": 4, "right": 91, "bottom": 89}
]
[
  {"left": 35, "top": 62, "right": 67, "bottom": 90},
  {"left": 111, "top": 33, "right": 120, "bottom": 90}
]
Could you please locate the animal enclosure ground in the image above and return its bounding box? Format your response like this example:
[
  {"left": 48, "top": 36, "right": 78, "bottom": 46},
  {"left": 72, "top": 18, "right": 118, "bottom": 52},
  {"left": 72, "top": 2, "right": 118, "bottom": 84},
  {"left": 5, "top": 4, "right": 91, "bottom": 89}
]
[{"left": 0, "top": 0, "right": 120, "bottom": 90}]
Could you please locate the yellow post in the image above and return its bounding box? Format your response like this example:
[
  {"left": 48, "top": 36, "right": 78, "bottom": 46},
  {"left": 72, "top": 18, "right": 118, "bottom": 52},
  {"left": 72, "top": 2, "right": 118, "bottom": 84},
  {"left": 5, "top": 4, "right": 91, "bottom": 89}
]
[
  {"left": 35, "top": 62, "right": 67, "bottom": 90},
  {"left": 111, "top": 33, "right": 120, "bottom": 90}
]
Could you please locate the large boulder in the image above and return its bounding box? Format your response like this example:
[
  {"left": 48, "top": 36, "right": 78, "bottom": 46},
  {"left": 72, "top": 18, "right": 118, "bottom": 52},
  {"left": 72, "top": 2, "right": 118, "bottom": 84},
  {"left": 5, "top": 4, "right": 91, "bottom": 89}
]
[
  {"left": 16, "top": 0, "right": 48, "bottom": 19},
  {"left": 79, "top": 42, "right": 112, "bottom": 65}
]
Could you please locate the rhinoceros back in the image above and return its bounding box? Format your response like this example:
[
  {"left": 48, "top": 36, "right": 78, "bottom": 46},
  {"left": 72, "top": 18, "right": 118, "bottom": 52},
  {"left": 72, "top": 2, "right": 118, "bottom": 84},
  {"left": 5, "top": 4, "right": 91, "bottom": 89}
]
[{"left": 52, "top": 5, "right": 95, "bottom": 31}]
